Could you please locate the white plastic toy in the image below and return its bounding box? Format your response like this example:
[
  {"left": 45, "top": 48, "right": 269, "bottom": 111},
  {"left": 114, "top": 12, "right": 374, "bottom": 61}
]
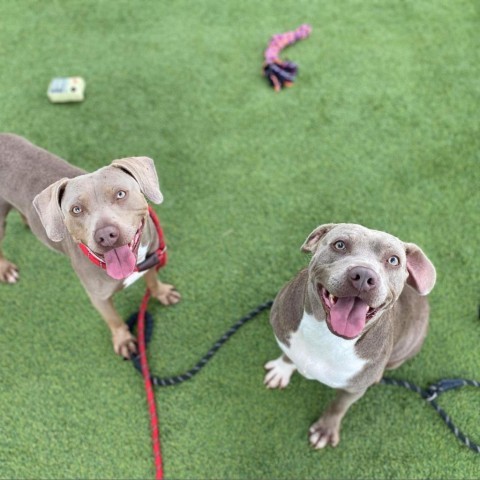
[{"left": 47, "top": 77, "right": 86, "bottom": 103}]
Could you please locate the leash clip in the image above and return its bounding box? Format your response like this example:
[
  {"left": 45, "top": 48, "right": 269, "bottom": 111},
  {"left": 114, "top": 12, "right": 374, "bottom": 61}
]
[
  {"left": 424, "top": 379, "right": 468, "bottom": 402},
  {"left": 425, "top": 386, "right": 439, "bottom": 402}
]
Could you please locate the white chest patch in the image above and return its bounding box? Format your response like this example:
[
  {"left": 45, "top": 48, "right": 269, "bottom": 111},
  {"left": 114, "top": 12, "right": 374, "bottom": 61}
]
[
  {"left": 122, "top": 243, "right": 149, "bottom": 288},
  {"left": 276, "top": 311, "right": 367, "bottom": 389}
]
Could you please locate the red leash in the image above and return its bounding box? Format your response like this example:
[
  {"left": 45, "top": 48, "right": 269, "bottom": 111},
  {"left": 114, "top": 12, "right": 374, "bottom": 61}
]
[
  {"left": 136, "top": 207, "right": 167, "bottom": 479},
  {"left": 137, "top": 289, "right": 163, "bottom": 479}
]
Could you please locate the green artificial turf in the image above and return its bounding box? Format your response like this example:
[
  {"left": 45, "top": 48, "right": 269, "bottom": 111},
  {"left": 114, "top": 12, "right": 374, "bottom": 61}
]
[{"left": 1, "top": 0, "right": 479, "bottom": 478}]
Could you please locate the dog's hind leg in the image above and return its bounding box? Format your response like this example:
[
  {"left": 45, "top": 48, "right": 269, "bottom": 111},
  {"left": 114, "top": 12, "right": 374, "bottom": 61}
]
[{"left": 0, "top": 198, "right": 19, "bottom": 284}]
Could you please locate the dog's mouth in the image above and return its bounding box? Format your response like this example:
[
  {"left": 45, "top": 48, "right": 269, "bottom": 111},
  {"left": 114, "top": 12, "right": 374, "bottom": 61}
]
[
  {"left": 83, "top": 220, "right": 145, "bottom": 280},
  {"left": 318, "top": 284, "right": 379, "bottom": 339},
  {"left": 102, "top": 221, "right": 144, "bottom": 280}
]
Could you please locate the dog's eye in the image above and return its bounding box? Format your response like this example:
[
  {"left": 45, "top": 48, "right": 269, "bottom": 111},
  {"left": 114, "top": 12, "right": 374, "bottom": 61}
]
[
  {"left": 71, "top": 206, "right": 82, "bottom": 215},
  {"left": 116, "top": 190, "right": 127, "bottom": 200},
  {"left": 387, "top": 256, "right": 400, "bottom": 266},
  {"left": 334, "top": 240, "right": 346, "bottom": 250}
]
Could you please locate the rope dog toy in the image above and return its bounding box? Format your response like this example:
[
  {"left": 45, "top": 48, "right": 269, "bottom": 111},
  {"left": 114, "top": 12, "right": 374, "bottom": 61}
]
[{"left": 263, "top": 24, "right": 312, "bottom": 91}]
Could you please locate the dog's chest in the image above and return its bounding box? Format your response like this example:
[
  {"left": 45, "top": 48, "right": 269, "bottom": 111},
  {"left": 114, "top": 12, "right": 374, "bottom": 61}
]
[{"left": 277, "top": 311, "right": 367, "bottom": 389}]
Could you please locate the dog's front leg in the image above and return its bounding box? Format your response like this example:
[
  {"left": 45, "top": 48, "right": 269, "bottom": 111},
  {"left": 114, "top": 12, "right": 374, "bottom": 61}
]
[
  {"left": 144, "top": 268, "right": 181, "bottom": 306},
  {"left": 88, "top": 294, "right": 137, "bottom": 358},
  {"left": 309, "top": 388, "right": 367, "bottom": 449}
]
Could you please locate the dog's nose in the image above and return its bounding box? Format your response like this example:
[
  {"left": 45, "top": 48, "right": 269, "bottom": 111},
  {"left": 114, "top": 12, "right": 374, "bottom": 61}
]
[
  {"left": 95, "top": 225, "right": 120, "bottom": 248},
  {"left": 349, "top": 266, "right": 378, "bottom": 292}
]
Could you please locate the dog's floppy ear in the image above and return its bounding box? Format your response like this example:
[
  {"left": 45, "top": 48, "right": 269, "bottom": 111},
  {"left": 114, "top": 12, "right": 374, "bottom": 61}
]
[
  {"left": 111, "top": 156, "right": 163, "bottom": 204},
  {"left": 404, "top": 243, "right": 436, "bottom": 295},
  {"left": 33, "top": 178, "right": 69, "bottom": 242},
  {"left": 301, "top": 224, "right": 337, "bottom": 253}
]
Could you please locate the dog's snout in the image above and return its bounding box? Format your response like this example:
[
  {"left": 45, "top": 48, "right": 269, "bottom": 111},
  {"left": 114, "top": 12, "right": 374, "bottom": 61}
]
[
  {"left": 349, "top": 266, "right": 378, "bottom": 292},
  {"left": 95, "top": 225, "right": 120, "bottom": 248}
]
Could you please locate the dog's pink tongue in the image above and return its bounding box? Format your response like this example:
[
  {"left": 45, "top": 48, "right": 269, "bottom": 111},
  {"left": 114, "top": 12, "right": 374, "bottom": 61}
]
[
  {"left": 329, "top": 296, "right": 369, "bottom": 338},
  {"left": 104, "top": 245, "right": 136, "bottom": 280}
]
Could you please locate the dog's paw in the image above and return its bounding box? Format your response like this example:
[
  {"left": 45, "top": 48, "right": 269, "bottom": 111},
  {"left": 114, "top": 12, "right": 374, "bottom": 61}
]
[
  {"left": 0, "top": 258, "right": 19, "bottom": 284},
  {"left": 309, "top": 416, "right": 341, "bottom": 449},
  {"left": 152, "top": 283, "right": 181, "bottom": 306},
  {"left": 264, "top": 356, "right": 296, "bottom": 389},
  {"left": 113, "top": 327, "right": 137, "bottom": 359}
]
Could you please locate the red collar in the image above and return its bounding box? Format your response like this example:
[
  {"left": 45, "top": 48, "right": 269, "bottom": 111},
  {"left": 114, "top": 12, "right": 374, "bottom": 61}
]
[{"left": 78, "top": 206, "right": 167, "bottom": 273}]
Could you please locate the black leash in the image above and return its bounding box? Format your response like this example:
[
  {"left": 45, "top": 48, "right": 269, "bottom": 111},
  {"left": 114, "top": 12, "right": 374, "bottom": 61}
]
[
  {"left": 127, "top": 300, "right": 479, "bottom": 454},
  {"left": 127, "top": 300, "right": 273, "bottom": 387},
  {"left": 380, "top": 377, "right": 480, "bottom": 453}
]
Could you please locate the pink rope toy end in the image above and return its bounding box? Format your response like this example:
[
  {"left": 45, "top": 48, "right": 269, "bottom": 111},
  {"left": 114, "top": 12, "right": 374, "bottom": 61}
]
[{"left": 263, "top": 24, "right": 312, "bottom": 91}]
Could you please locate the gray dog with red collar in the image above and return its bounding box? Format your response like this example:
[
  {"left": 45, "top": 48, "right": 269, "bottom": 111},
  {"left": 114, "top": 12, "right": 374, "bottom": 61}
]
[
  {"left": 0, "top": 133, "right": 180, "bottom": 358},
  {"left": 264, "top": 223, "right": 436, "bottom": 449}
]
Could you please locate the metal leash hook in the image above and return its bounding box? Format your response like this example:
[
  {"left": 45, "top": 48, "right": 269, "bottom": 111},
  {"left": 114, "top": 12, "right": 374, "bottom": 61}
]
[{"left": 428, "top": 378, "right": 480, "bottom": 396}]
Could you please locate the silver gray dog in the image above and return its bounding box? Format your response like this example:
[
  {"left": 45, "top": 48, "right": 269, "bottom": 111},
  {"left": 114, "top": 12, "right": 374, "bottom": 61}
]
[
  {"left": 0, "top": 134, "right": 180, "bottom": 358},
  {"left": 265, "top": 223, "right": 436, "bottom": 448}
]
